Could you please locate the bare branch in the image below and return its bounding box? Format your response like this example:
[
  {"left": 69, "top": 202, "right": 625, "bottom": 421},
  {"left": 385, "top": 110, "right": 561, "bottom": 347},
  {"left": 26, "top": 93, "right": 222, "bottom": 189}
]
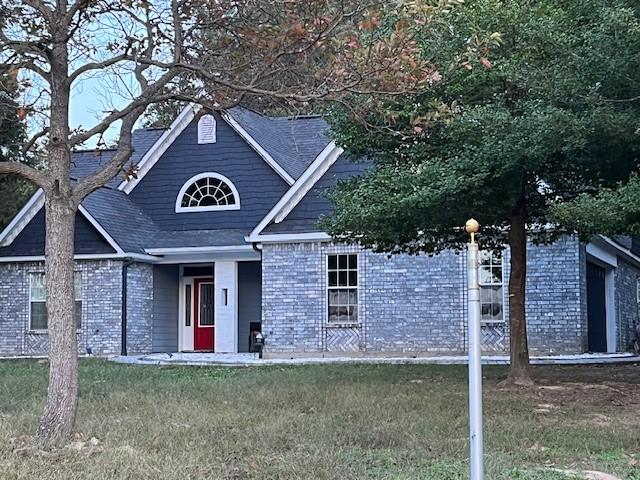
[
  {"left": 22, "top": 127, "right": 50, "bottom": 153},
  {"left": 0, "top": 161, "right": 47, "bottom": 188}
]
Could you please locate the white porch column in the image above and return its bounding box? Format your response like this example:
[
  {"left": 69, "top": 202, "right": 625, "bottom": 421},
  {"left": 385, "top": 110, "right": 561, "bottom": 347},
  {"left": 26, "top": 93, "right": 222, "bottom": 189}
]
[{"left": 214, "top": 261, "right": 238, "bottom": 353}]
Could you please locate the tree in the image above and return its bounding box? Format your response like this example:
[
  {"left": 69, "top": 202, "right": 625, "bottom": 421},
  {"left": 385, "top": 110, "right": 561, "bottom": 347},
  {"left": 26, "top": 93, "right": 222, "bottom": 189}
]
[
  {"left": 322, "top": 0, "right": 640, "bottom": 385},
  {"left": 553, "top": 175, "right": 640, "bottom": 238},
  {"left": 0, "top": 0, "right": 450, "bottom": 447},
  {"left": 0, "top": 69, "right": 34, "bottom": 229}
]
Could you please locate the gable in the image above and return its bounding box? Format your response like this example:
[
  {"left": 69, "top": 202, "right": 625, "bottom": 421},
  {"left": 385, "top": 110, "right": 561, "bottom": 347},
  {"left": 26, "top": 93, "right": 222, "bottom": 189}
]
[
  {"left": 261, "top": 155, "right": 370, "bottom": 235},
  {"left": 0, "top": 208, "right": 116, "bottom": 257},
  {"left": 128, "top": 112, "right": 291, "bottom": 232}
]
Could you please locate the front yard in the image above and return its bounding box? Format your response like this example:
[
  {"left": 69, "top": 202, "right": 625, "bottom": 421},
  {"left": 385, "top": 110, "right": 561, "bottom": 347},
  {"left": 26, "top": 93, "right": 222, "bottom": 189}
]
[{"left": 0, "top": 360, "right": 639, "bottom": 480}]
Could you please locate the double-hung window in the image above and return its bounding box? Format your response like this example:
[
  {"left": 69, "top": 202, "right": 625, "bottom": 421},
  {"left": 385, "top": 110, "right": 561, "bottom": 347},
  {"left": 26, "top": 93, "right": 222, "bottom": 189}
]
[
  {"left": 479, "top": 250, "right": 504, "bottom": 323},
  {"left": 327, "top": 254, "right": 358, "bottom": 323},
  {"left": 30, "top": 273, "right": 83, "bottom": 331}
]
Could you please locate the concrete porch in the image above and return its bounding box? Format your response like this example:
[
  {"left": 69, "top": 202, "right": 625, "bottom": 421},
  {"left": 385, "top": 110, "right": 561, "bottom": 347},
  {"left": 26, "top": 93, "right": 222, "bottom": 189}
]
[{"left": 108, "top": 351, "right": 640, "bottom": 367}]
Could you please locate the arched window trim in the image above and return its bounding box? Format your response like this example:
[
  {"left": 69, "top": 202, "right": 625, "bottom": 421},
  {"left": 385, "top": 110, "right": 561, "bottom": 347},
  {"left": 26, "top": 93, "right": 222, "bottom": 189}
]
[{"left": 175, "top": 172, "right": 241, "bottom": 213}]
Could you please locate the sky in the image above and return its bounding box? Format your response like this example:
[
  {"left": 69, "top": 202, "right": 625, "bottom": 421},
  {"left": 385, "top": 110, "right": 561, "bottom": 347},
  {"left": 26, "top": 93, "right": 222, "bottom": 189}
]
[{"left": 68, "top": 67, "right": 140, "bottom": 148}]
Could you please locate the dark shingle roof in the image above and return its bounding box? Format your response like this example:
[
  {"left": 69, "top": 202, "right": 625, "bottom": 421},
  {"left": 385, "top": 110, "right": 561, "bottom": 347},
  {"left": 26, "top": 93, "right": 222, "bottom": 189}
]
[
  {"left": 70, "top": 109, "right": 352, "bottom": 253},
  {"left": 227, "top": 107, "right": 331, "bottom": 179},
  {"left": 145, "top": 229, "right": 249, "bottom": 249},
  {"left": 82, "top": 187, "right": 161, "bottom": 253},
  {"left": 71, "top": 128, "right": 165, "bottom": 187},
  {"left": 262, "top": 154, "right": 370, "bottom": 235}
]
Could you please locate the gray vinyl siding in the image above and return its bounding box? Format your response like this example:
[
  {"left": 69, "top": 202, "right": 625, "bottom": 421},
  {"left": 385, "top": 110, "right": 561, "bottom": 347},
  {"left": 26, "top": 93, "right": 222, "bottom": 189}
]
[
  {"left": 152, "top": 264, "right": 179, "bottom": 352},
  {"left": 237, "top": 261, "right": 262, "bottom": 352},
  {"left": 0, "top": 208, "right": 116, "bottom": 257},
  {"left": 129, "top": 112, "right": 290, "bottom": 231}
]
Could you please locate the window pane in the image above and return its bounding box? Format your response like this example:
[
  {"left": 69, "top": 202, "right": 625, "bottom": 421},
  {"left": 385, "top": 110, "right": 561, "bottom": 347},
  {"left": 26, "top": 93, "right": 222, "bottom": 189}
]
[
  {"left": 328, "top": 255, "right": 337, "bottom": 270},
  {"left": 75, "top": 301, "right": 82, "bottom": 329},
  {"left": 479, "top": 268, "right": 493, "bottom": 284},
  {"left": 328, "top": 271, "right": 337, "bottom": 287},
  {"left": 185, "top": 285, "right": 192, "bottom": 326},
  {"left": 30, "top": 274, "right": 46, "bottom": 301},
  {"left": 338, "top": 271, "right": 348, "bottom": 286},
  {"left": 348, "top": 255, "right": 357, "bottom": 269},
  {"left": 328, "top": 290, "right": 339, "bottom": 306},
  {"left": 347, "top": 305, "right": 358, "bottom": 322},
  {"left": 31, "top": 302, "right": 47, "bottom": 330},
  {"left": 490, "top": 267, "right": 502, "bottom": 284},
  {"left": 74, "top": 274, "right": 82, "bottom": 300},
  {"left": 199, "top": 283, "right": 214, "bottom": 326},
  {"left": 480, "top": 288, "right": 492, "bottom": 303},
  {"left": 328, "top": 306, "right": 339, "bottom": 322},
  {"left": 349, "top": 290, "right": 358, "bottom": 305},
  {"left": 348, "top": 270, "right": 357, "bottom": 287},
  {"left": 338, "top": 255, "right": 348, "bottom": 269},
  {"left": 338, "top": 290, "right": 349, "bottom": 305}
]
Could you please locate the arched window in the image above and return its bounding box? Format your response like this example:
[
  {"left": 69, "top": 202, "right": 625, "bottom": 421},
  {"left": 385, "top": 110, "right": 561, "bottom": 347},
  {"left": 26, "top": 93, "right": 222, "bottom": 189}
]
[{"left": 175, "top": 173, "right": 240, "bottom": 212}]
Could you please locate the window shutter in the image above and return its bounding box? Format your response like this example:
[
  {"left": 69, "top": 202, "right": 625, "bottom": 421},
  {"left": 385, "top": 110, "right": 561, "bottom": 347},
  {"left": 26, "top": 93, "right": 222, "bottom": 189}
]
[{"left": 198, "top": 114, "right": 217, "bottom": 144}]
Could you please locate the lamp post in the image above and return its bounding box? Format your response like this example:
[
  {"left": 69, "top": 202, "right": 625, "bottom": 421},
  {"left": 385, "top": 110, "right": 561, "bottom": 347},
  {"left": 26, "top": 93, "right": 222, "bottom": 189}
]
[{"left": 465, "top": 218, "right": 484, "bottom": 480}]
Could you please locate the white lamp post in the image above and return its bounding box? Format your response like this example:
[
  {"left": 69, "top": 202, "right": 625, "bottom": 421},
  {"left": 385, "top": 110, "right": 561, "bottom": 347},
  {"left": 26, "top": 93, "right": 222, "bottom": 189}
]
[{"left": 465, "top": 218, "right": 484, "bottom": 480}]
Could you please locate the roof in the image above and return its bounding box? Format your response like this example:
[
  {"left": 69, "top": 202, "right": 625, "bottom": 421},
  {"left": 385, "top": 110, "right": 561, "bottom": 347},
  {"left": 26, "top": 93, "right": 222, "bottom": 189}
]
[
  {"left": 260, "top": 154, "right": 370, "bottom": 236},
  {"left": 71, "top": 128, "right": 166, "bottom": 187},
  {"left": 226, "top": 107, "right": 331, "bottom": 180},
  {"left": 0, "top": 105, "right": 356, "bottom": 258}
]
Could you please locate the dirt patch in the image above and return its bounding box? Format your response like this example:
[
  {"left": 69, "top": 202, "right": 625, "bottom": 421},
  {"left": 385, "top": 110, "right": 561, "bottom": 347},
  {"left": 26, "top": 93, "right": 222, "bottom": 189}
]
[{"left": 531, "top": 381, "right": 640, "bottom": 408}]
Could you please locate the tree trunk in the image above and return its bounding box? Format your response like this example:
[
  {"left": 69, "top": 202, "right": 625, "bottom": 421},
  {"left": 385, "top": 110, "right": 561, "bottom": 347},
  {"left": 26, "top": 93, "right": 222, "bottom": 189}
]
[
  {"left": 35, "top": 14, "right": 78, "bottom": 445},
  {"left": 36, "top": 198, "right": 78, "bottom": 446},
  {"left": 504, "top": 202, "right": 533, "bottom": 386}
]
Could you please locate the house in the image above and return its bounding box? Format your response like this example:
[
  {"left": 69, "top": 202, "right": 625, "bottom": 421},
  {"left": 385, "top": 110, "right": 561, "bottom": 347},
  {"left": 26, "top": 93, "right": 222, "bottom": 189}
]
[{"left": 0, "top": 104, "right": 639, "bottom": 357}]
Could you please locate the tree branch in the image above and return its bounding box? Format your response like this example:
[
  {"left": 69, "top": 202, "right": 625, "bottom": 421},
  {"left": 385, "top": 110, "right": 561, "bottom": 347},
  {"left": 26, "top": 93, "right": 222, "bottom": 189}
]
[{"left": 0, "top": 161, "right": 47, "bottom": 188}]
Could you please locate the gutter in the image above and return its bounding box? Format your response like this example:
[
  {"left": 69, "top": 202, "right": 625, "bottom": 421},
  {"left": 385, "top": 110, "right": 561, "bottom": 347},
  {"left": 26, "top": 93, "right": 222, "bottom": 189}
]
[{"left": 121, "top": 258, "right": 135, "bottom": 356}]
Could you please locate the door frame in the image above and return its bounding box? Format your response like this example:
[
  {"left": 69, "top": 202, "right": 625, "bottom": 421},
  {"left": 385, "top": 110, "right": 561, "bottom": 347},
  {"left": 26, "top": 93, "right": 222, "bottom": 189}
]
[
  {"left": 179, "top": 275, "right": 196, "bottom": 351},
  {"left": 585, "top": 245, "right": 618, "bottom": 353}
]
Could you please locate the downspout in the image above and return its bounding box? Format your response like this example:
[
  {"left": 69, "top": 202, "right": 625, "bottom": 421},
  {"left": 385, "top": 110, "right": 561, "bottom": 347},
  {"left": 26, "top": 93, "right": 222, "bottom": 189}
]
[{"left": 121, "top": 258, "right": 135, "bottom": 356}]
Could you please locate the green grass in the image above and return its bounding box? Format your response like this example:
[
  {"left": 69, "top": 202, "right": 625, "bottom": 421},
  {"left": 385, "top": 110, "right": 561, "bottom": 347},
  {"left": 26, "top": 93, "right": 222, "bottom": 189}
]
[{"left": 0, "top": 360, "right": 639, "bottom": 479}]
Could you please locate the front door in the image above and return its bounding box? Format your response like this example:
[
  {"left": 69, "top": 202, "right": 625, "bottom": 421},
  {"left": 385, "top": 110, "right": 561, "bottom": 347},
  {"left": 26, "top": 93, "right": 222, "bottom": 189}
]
[
  {"left": 194, "top": 277, "right": 215, "bottom": 351},
  {"left": 586, "top": 262, "right": 607, "bottom": 352}
]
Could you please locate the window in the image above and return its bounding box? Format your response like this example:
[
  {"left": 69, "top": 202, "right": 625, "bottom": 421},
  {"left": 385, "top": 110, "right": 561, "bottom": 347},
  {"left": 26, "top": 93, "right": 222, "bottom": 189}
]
[
  {"left": 327, "top": 254, "right": 358, "bottom": 323},
  {"left": 30, "top": 273, "right": 82, "bottom": 331},
  {"left": 185, "top": 284, "right": 192, "bottom": 327},
  {"left": 479, "top": 250, "right": 504, "bottom": 323},
  {"left": 197, "top": 114, "right": 217, "bottom": 144},
  {"left": 175, "top": 173, "right": 240, "bottom": 212}
]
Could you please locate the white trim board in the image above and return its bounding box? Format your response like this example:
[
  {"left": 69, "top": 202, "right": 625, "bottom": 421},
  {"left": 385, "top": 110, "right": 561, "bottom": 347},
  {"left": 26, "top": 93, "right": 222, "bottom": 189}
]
[
  {"left": 78, "top": 205, "right": 125, "bottom": 254},
  {"left": 119, "top": 103, "right": 201, "bottom": 193},
  {"left": 249, "top": 232, "right": 332, "bottom": 244},
  {"left": 0, "top": 190, "right": 128, "bottom": 259},
  {"left": 120, "top": 105, "right": 303, "bottom": 194},
  {"left": 0, "top": 253, "right": 159, "bottom": 263},
  {"left": 144, "top": 245, "right": 256, "bottom": 255},
  {"left": 0, "top": 189, "right": 44, "bottom": 247},
  {"left": 221, "top": 111, "right": 296, "bottom": 186},
  {"left": 247, "top": 142, "right": 342, "bottom": 242}
]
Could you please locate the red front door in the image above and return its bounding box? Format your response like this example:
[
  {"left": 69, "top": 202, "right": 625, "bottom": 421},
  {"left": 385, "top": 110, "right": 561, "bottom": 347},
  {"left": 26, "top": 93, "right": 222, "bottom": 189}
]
[{"left": 194, "top": 277, "right": 215, "bottom": 351}]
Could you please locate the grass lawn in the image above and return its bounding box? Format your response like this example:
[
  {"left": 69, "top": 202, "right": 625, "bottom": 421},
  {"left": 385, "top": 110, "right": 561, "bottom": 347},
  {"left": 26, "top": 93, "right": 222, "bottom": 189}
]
[{"left": 0, "top": 360, "right": 639, "bottom": 480}]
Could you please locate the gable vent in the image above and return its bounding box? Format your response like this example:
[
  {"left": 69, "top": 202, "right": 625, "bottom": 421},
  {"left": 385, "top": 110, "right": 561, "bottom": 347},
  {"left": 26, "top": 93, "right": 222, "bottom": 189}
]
[{"left": 198, "top": 114, "right": 217, "bottom": 144}]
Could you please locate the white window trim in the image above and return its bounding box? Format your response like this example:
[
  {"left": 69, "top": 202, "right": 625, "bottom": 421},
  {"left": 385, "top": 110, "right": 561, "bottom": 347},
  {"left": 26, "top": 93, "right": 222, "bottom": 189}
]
[
  {"left": 479, "top": 250, "right": 505, "bottom": 325},
  {"left": 28, "top": 272, "right": 83, "bottom": 333},
  {"left": 325, "top": 253, "right": 361, "bottom": 326},
  {"left": 175, "top": 172, "right": 241, "bottom": 213}
]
